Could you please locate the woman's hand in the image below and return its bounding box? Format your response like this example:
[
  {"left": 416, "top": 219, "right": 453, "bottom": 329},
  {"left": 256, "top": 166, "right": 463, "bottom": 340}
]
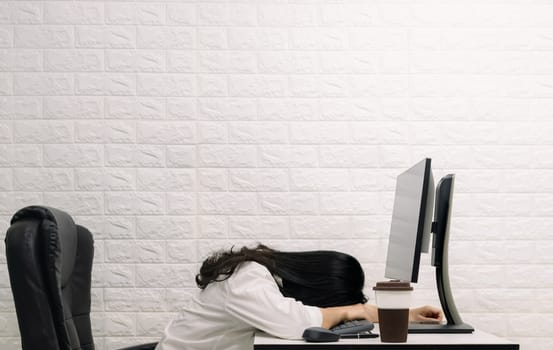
[{"left": 409, "top": 305, "right": 443, "bottom": 324}]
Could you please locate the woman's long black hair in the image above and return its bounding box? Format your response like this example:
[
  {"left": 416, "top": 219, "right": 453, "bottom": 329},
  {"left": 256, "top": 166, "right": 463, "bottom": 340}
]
[{"left": 195, "top": 244, "right": 367, "bottom": 308}]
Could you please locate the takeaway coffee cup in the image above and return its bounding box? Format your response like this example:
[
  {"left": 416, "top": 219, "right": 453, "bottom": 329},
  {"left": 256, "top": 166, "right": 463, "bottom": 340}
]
[{"left": 373, "top": 281, "right": 413, "bottom": 342}]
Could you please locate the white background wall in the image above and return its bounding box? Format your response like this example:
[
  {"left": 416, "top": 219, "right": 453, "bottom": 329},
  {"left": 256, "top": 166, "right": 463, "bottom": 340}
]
[{"left": 0, "top": 0, "right": 552, "bottom": 349}]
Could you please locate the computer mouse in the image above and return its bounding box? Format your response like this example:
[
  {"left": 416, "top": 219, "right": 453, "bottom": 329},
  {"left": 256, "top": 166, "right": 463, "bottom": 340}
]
[{"left": 302, "top": 327, "right": 340, "bottom": 342}]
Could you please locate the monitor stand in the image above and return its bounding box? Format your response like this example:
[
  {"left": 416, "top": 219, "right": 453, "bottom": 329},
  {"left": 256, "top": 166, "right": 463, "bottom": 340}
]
[
  {"left": 409, "top": 175, "right": 474, "bottom": 334},
  {"left": 409, "top": 322, "right": 475, "bottom": 333},
  {"left": 408, "top": 260, "right": 475, "bottom": 333},
  {"left": 408, "top": 260, "right": 474, "bottom": 333}
]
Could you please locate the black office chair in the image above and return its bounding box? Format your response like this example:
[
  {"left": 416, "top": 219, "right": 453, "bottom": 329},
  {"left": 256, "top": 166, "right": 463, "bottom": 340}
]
[{"left": 4, "top": 206, "right": 158, "bottom": 350}]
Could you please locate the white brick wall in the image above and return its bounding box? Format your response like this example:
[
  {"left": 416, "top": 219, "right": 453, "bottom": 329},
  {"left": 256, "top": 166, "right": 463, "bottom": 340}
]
[{"left": 0, "top": 1, "right": 551, "bottom": 349}]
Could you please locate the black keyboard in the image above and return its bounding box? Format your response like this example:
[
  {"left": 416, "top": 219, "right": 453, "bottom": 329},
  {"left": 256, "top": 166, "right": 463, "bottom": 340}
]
[{"left": 330, "top": 320, "right": 375, "bottom": 335}]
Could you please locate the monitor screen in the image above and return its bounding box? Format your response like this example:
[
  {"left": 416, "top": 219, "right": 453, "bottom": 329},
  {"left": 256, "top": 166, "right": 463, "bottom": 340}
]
[{"left": 384, "top": 158, "right": 434, "bottom": 283}]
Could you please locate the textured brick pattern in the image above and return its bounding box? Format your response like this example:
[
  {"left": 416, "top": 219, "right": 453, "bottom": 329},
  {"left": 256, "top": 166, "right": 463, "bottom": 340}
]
[{"left": 0, "top": 1, "right": 552, "bottom": 349}]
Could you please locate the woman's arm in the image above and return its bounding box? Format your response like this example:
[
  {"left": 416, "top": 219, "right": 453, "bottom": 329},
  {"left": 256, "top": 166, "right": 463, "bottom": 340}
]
[
  {"left": 321, "top": 304, "right": 378, "bottom": 328},
  {"left": 321, "top": 304, "right": 443, "bottom": 328}
]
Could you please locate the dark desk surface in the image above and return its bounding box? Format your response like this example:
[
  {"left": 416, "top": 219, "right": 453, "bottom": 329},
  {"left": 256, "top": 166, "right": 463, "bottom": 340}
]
[{"left": 254, "top": 326, "right": 519, "bottom": 350}]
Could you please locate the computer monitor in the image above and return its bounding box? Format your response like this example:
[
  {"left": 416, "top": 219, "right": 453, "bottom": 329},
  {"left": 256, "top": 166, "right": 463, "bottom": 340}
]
[
  {"left": 385, "top": 158, "right": 434, "bottom": 283},
  {"left": 384, "top": 159, "right": 474, "bottom": 333}
]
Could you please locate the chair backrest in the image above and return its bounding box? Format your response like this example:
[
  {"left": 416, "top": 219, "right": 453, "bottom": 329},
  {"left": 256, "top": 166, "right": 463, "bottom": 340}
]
[{"left": 5, "top": 206, "right": 95, "bottom": 350}]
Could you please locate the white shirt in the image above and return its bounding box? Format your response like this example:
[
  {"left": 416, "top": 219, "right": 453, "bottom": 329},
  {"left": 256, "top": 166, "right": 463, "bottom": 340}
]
[{"left": 156, "top": 261, "right": 323, "bottom": 350}]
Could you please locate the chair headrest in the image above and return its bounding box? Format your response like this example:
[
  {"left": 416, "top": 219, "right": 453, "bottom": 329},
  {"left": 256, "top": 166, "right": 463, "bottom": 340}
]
[{"left": 11, "top": 206, "right": 78, "bottom": 288}]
